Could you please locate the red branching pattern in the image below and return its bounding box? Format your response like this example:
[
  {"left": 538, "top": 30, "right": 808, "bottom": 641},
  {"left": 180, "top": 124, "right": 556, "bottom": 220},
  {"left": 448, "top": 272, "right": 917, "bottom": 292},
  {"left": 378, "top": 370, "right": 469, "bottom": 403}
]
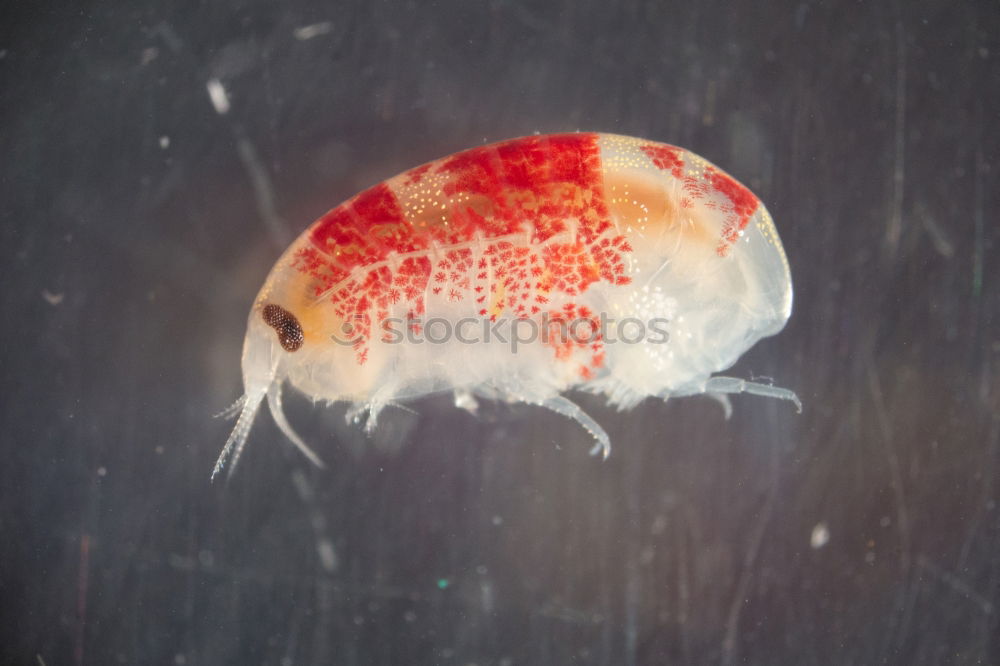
[
  {"left": 679, "top": 166, "right": 759, "bottom": 257},
  {"left": 545, "top": 304, "right": 606, "bottom": 379},
  {"left": 641, "top": 143, "right": 760, "bottom": 258},
  {"left": 707, "top": 168, "right": 758, "bottom": 255}
]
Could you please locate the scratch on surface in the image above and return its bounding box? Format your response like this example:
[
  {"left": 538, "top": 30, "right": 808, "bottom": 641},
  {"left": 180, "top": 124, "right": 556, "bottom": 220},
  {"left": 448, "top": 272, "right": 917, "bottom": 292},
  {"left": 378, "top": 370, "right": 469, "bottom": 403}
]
[
  {"left": 886, "top": 21, "right": 906, "bottom": 257},
  {"left": 74, "top": 534, "right": 91, "bottom": 666},
  {"left": 721, "top": 431, "right": 779, "bottom": 666},
  {"left": 915, "top": 201, "right": 954, "bottom": 258},
  {"left": 677, "top": 526, "right": 691, "bottom": 662},
  {"left": 236, "top": 135, "right": 292, "bottom": 248},
  {"left": 972, "top": 138, "right": 985, "bottom": 301},
  {"left": 152, "top": 22, "right": 184, "bottom": 53},
  {"left": 294, "top": 22, "right": 333, "bottom": 40},
  {"left": 958, "top": 413, "right": 999, "bottom": 569},
  {"left": 867, "top": 364, "right": 915, "bottom": 654},
  {"left": 917, "top": 555, "right": 994, "bottom": 615},
  {"left": 721, "top": 491, "right": 776, "bottom": 665},
  {"left": 291, "top": 469, "right": 339, "bottom": 573},
  {"left": 535, "top": 602, "right": 601, "bottom": 625}
]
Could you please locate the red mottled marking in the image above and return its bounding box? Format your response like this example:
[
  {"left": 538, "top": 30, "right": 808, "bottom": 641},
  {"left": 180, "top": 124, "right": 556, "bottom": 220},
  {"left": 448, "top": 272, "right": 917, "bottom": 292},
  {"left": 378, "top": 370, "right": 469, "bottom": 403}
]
[
  {"left": 706, "top": 167, "right": 758, "bottom": 256},
  {"left": 676, "top": 159, "right": 760, "bottom": 257},
  {"left": 640, "top": 143, "right": 685, "bottom": 179},
  {"left": 436, "top": 133, "right": 609, "bottom": 243},
  {"left": 309, "top": 183, "right": 421, "bottom": 267},
  {"left": 295, "top": 182, "right": 414, "bottom": 304},
  {"left": 403, "top": 163, "right": 432, "bottom": 186},
  {"left": 293, "top": 134, "right": 633, "bottom": 365}
]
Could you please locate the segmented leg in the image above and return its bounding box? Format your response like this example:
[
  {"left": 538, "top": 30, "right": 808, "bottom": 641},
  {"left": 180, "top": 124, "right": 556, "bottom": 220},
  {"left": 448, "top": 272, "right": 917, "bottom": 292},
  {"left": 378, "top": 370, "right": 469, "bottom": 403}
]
[
  {"left": 535, "top": 395, "right": 612, "bottom": 460},
  {"left": 703, "top": 376, "right": 802, "bottom": 412}
]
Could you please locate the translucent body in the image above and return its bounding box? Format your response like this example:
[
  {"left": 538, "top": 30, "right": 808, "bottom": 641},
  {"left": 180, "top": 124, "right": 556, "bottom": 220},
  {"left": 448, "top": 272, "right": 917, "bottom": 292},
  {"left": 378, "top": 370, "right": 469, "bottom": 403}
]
[{"left": 213, "top": 133, "right": 798, "bottom": 478}]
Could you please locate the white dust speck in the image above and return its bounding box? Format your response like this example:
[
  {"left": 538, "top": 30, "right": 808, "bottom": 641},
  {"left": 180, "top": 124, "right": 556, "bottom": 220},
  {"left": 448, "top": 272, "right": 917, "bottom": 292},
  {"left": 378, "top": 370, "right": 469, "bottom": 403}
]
[
  {"left": 159, "top": 136, "right": 170, "bottom": 149},
  {"left": 294, "top": 22, "right": 333, "bottom": 40},
  {"left": 41, "top": 290, "right": 64, "bottom": 306},
  {"left": 810, "top": 522, "right": 830, "bottom": 549},
  {"left": 206, "top": 78, "right": 230, "bottom": 114},
  {"left": 97, "top": 466, "right": 107, "bottom": 477}
]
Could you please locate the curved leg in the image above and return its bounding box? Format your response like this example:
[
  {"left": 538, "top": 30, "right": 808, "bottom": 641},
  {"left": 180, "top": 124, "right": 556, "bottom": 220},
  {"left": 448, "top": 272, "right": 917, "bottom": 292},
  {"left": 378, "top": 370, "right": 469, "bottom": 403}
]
[
  {"left": 267, "top": 382, "right": 327, "bottom": 468},
  {"left": 706, "top": 392, "right": 733, "bottom": 419},
  {"left": 536, "top": 394, "right": 612, "bottom": 460},
  {"left": 703, "top": 376, "right": 802, "bottom": 412}
]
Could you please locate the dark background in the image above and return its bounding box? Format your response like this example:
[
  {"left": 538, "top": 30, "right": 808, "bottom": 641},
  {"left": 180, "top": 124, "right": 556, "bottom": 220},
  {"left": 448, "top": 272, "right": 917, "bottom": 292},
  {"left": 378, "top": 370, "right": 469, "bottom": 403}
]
[{"left": 2, "top": 1, "right": 998, "bottom": 664}]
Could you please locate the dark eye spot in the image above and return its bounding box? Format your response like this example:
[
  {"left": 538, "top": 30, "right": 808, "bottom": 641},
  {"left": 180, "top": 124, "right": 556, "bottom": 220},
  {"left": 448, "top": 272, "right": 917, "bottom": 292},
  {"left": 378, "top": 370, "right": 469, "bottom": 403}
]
[{"left": 262, "top": 304, "right": 304, "bottom": 352}]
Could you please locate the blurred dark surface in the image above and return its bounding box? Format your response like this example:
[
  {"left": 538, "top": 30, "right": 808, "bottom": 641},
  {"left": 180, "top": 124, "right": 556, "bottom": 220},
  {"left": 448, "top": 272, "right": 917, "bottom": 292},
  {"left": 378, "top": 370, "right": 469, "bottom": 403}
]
[{"left": 2, "top": 1, "right": 998, "bottom": 664}]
